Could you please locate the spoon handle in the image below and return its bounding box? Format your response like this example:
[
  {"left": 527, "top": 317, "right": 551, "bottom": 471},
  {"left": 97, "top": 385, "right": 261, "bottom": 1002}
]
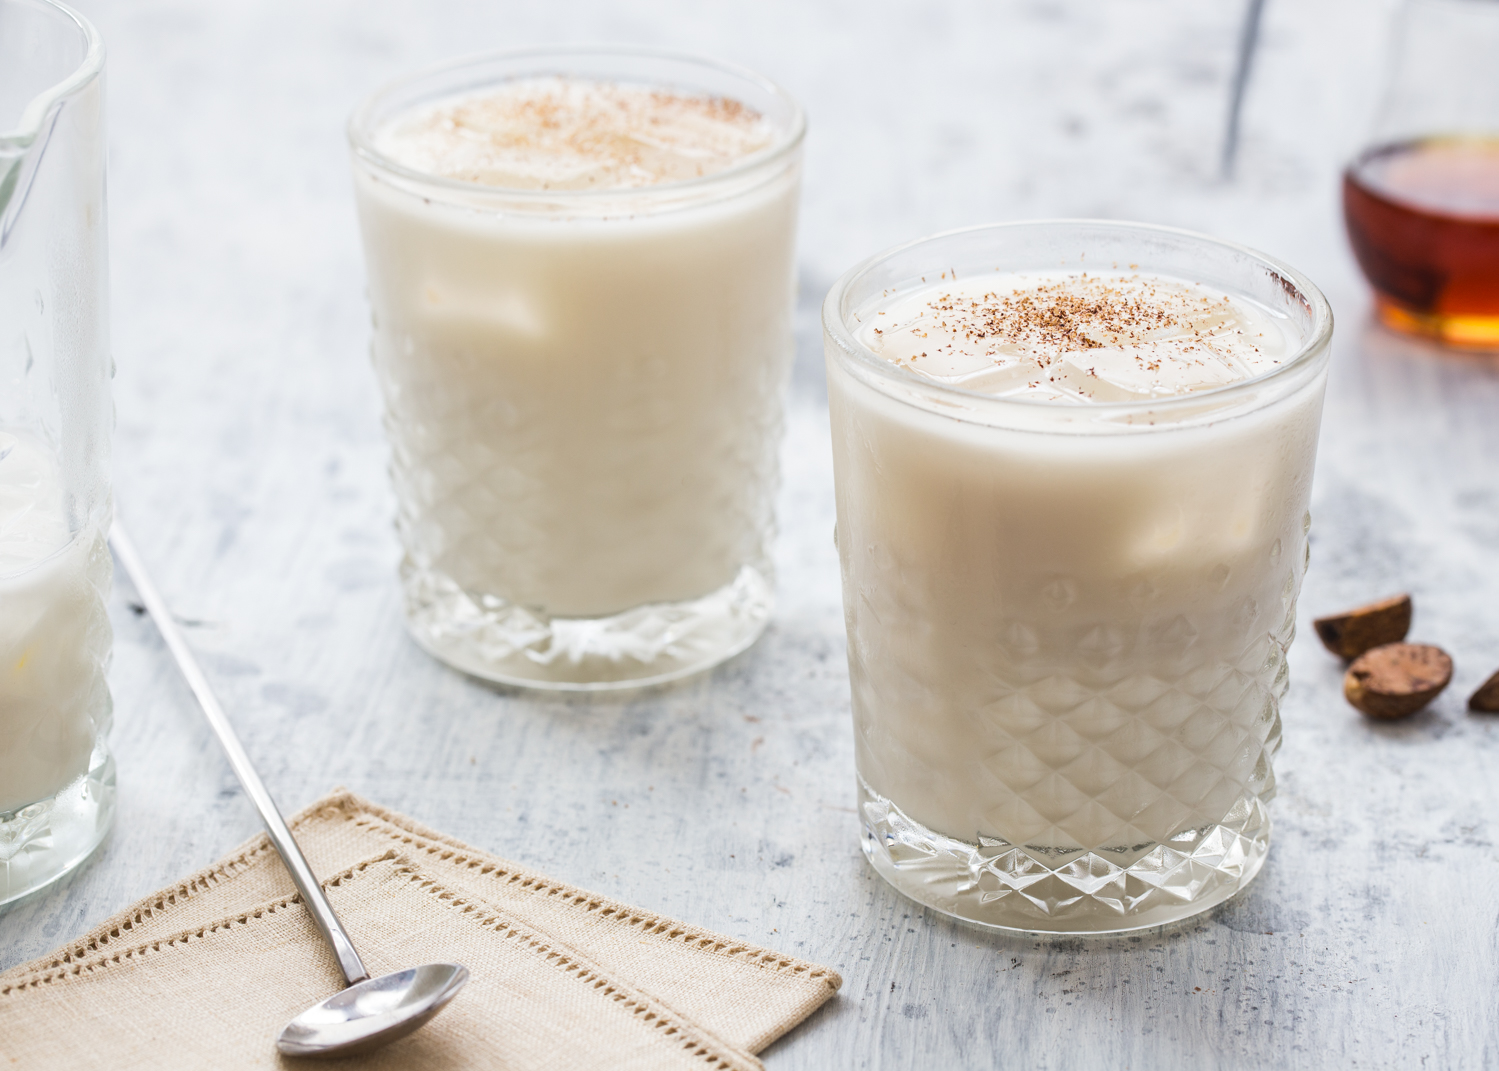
[{"left": 110, "top": 521, "right": 370, "bottom": 986}]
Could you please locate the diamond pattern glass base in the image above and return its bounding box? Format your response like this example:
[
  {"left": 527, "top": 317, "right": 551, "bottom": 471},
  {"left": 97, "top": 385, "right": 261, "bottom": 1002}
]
[
  {"left": 403, "top": 562, "right": 774, "bottom": 690},
  {"left": 0, "top": 743, "right": 115, "bottom": 908},
  {"left": 859, "top": 775, "right": 1269, "bottom": 934}
]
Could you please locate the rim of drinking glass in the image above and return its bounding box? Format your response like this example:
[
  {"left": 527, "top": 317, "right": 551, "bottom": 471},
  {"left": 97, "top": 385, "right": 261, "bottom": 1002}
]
[
  {"left": 823, "top": 218, "right": 1335, "bottom": 421},
  {"left": 0, "top": 0, "right": 104, "bottom": 150},
  {"left": 347, "top": 45, "right": 807, "bottom": 203}
]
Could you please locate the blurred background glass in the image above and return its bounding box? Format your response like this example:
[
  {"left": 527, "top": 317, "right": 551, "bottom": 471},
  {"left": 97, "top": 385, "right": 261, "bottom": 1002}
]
[{"left": 1343, "top": 0, "right": 1499, "bottom": 349}]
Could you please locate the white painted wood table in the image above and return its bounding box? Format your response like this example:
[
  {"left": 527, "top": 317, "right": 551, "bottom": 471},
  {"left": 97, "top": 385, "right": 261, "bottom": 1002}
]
[{"left": 5, "top": 1, "right": 1498, "bottom": 1066}]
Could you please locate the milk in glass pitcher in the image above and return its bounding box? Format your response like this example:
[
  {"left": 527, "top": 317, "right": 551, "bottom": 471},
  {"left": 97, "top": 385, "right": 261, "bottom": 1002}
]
[{"left": 0, "top": 0, "right": 115, "bottom": 904}]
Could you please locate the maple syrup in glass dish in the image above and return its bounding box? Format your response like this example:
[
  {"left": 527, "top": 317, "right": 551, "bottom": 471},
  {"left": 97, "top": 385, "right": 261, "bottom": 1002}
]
[
  {"left": 1344, "top": 137, "right": 1499, "bottom": 348},
  {"left": 1341, "top": 0, "right": 1499, "bottom": 349}
]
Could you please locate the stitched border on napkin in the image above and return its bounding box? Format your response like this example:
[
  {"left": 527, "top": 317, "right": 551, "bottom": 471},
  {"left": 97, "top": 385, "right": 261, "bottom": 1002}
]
[
  {"left": 0, "top": 789, "right": 840, "bottom": 1056},
  {"left": 1, "top": 851, "right": 765, "bottom": 1071}
]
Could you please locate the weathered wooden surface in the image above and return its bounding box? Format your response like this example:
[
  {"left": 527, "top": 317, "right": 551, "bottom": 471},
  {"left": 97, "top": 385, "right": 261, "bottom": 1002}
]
[{"left": 5, "top": 1, "right": 1499, "bottom": 1067}]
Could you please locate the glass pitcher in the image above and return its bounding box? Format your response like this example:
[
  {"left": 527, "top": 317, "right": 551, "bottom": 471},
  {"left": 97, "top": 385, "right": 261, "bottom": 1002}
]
[
  {"left": 1343, "top": 0, "right": 1499, "bottom": 349},
  {"left": 0, "top": 0, "right": 115, "bottom": 904}
]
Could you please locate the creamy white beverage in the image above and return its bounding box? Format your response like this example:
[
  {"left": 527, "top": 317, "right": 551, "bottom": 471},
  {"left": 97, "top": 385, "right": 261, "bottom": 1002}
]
[
  {"left": 825, "top": 229, "right": 1331, "bottom": 932},
  {"left": 0, "top": 431, "right": 112, "bottom": 815},
  {"left": 863, "top": 272, "right": 1291, "bottom": 400},
  {"left": 0, "top": 0, "right": 116, "bottom": 904},
  {"left": 352, "top": 57, "right": 803, "bottom": 688}
]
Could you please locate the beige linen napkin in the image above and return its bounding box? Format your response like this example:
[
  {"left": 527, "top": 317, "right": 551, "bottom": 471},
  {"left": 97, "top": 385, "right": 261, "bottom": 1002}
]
[{"left": 0, "top": 790, "right": 840, "bottom": 1069}]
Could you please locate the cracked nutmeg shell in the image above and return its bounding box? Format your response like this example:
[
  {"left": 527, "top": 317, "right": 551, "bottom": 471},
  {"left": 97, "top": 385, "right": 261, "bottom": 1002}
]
[
  {"left": 1344, "top": 642, "right": 1453, "bottom": 719},
  {"left": 1313, "top": 594, "right": 1412, "bottom": 660},
  {"left": 1470, "top": 669, "right": 1499, "bottom": 713}
]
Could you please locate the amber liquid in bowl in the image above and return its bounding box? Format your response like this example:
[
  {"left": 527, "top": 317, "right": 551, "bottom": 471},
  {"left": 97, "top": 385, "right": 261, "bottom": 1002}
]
[{"left": 1343, "top": 137, "right": 1499, "bottom": 349}]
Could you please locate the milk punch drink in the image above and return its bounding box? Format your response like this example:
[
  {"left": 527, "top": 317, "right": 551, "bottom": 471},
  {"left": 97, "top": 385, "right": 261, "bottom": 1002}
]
[
  {"left": 0, "top": 433, "right": 112, "bottom": 817},
  {"left": 0, "top": 0, "right": 115, "bottom": 905},
  {"left": 349, "top": 50, "right": 804, "bottom": 689},
  {"left": 823, "top": 222, "right": 1333, "bottom": 933},
  {"left": 0, "top": 428, "right": 114, "bottom": 908}
]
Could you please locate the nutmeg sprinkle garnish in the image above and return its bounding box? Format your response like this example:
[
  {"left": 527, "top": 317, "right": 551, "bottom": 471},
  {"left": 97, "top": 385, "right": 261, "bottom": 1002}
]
[
  {"left": 377, "top": 77, "right": 775, "bottom": 191},
  {"left": 859, "top": 271, "right": 1292, "bottom": 403}
]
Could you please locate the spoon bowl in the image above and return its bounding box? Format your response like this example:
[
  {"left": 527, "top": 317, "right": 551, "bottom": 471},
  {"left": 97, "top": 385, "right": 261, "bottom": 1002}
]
[{"left": 277, "top": 963, "right": 470, "bottom": 1059}]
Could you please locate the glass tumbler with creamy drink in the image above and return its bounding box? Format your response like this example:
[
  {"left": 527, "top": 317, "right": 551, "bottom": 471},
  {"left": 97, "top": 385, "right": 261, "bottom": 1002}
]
[
  {"left": 1, "top": 0, "right": 116, "bottom": 905},
  {"left": 824, "top": 221, "right": 1333, "bottom": 933},
  {"left": 348, "top": 49, "right": 804, "bottom": 689}
]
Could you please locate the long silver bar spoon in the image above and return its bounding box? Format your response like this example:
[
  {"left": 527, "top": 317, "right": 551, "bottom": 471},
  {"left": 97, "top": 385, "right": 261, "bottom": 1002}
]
[{"left": 110, "top": 522, "right": 468, "bottom": 1059}]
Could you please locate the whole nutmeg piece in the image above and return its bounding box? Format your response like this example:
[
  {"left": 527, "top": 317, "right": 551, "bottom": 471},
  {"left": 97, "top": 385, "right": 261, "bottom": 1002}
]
[
  {"left": 1344, "top": 642, "right": 1453, "bottom": 719},
  {"left": 1471, "top": 669, "right": 1499, "bottom": 713},
  {"left": 1314, "top": 594, "right": 1412, "bottom": 660}
]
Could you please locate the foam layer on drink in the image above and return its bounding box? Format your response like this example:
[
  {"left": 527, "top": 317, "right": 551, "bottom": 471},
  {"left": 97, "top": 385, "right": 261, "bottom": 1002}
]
[
  {"left": 860, "top": 272, "right": 1294, "bottom": 402},
  {"left": 374, "top": 78, "right": 776, "bottom": 190}
]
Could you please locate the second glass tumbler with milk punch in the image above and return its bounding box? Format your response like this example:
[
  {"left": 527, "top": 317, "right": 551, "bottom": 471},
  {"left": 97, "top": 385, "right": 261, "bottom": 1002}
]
[
  {"left": 824, "top": 221, "right": 1333, "bottom": 933},
  {"left": 349, "top": 48, "right": 806, "bottom": 690}
]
